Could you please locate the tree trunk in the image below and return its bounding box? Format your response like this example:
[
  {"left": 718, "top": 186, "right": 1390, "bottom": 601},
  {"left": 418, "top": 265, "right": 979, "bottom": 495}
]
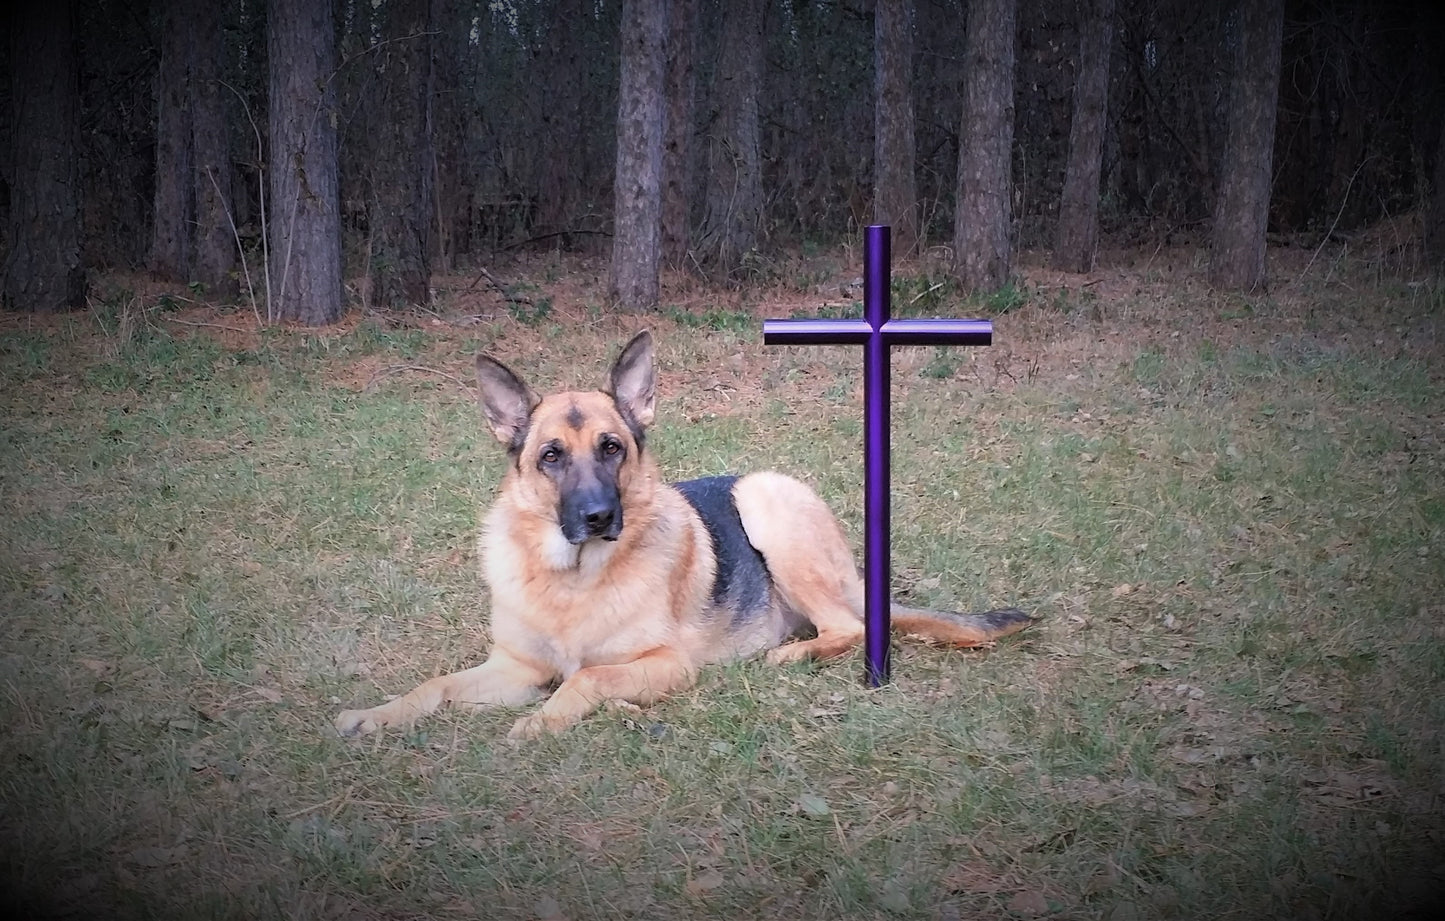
[
  {"left": 368, "top": 0, "right": 435, "bottom": 309},
  {"left": 431, "top": 0, "right": 469, "bottom": 269},
  {"left": 152, "top": 0, "right": 235, "bottom": 295},
  {"left": 952, "top": 0, "right": 1016, "bottom": 293},
  {"left": 610, "top": 0, "right": 667, "bottom": 310},
  {"left": 1208, "top": 0, "right": 1284, "bottom": 292},
  {"left": 695, "top": 0, "right": 765, "bottom": 281},
  {"left": 1429, "top": 111, "right": 1445, "bottom": 275},
  {"left": 873, "top": 0, "right": 918, "bottom": 258},
  {"left": 661, "top": 0, "right": 697, "bottom": 268},
  {"left": 1052, "top": 0, "right": 1114, "bottom": 274},
  {"left": 536, "top": 0, "right": 587, "bottom": 236},
  {"left": 151, "top": 0, "right": 192, "bottom": 282},
  {"left": 3, "top": 0, "right": 86, "bottom": 312},
  {"left": 267, "top": 0, "right": 343, "bottom": 325},
  {"left": 190, "top": 0, "right": 236, "bottom": 297}
]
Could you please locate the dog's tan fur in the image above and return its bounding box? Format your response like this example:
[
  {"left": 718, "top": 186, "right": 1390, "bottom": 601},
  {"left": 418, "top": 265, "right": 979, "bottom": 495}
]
[{"left": 334, "top": 332, "right": 1030, "bottom": 740}]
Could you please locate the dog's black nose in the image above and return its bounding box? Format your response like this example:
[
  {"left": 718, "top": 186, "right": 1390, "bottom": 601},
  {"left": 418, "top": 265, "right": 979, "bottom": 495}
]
[
  {"left": 584, "top": 506, "right": 616, "bottom": 535},
  {"left": 561, "top": 485, "right": 624, "bottom": 543}
]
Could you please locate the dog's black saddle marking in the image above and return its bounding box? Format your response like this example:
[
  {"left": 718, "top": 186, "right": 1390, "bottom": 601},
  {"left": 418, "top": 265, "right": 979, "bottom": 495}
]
[{"left": 674, "top": 476, "right": 772, "bottom": 623}]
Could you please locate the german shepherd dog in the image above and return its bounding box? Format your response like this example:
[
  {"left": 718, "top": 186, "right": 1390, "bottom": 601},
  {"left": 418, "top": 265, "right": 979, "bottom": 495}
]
[{"left": 335, "top": 331, "right": 1031, "bottom": 740}]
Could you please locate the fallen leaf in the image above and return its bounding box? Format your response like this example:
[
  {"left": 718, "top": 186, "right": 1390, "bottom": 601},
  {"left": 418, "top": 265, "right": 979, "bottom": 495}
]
[
  {"left": 685, "top": 870, "right": 725, "bottom": 896},
  {"left": 1084, "top": 861, "right": 1122, "bottom": 896},
  {"left": 78, "top": 658, "right": 115, "bottom": 677},
  {"left": 193, "top": 701, "right": 228, "bottom": 722},
  {"left": 797, "top": 793, "right": 831, "bottom": 817},
  {"left": 941, "top": 861, "right": 1008, "bottom": 894},
  {"left": 1105, "top": 901, "right": 1143, "bottom": 921},
  {"left": 570, "top": 825, "right": 605, "bottom": 853},
  {"left": 878, "top": 878, "right": 911, "bottom": 912},
  {"left": 1161, "top": 800, "right": 1209, "bottom": 817},
  {"left": 1006, "top": 889, "right": 1050, "bottom": 916},
  {"left": 1119, "top": 657, "right": 1175, "bottom": 673},
  {"left": 127, "top": 845, "right": 187, "bottom": 868},
  {"left": 533, "top": 895, "right": 566, "bottom": 920},
  {"left": 184, "top": 741, "right": 218, "bottom": 771},
  {"left": 1169, "top": 744, "right": 1229, "bottom": 764}
]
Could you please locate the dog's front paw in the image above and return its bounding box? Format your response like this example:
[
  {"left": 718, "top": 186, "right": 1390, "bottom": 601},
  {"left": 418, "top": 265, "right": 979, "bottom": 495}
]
[
  {"left": 334, "top": 708, "right": 383, "bottom": 738},
  {"left": 506, "top": 713, "right": 550, "bottom": 741},
  {"left": 507, "top": 711, "right": 576, "bottom": 741},
  {"left": 764, "top": 642, "right": 807, "bottom": 666}
]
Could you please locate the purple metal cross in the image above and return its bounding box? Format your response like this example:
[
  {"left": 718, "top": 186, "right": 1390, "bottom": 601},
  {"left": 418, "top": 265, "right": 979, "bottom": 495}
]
[{"left": 764, "top": 225, "right": 992, "bottom": 686}]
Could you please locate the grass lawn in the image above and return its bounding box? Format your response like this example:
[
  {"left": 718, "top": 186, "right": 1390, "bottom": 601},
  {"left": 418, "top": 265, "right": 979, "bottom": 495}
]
[{"left": 2, "top": 246, "right": 1443, "bottom": 919}]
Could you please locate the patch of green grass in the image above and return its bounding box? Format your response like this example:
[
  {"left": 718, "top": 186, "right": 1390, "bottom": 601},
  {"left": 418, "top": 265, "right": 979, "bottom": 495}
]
[
  {"left": 507, "top": 294, "right": 553, "bottom": 325},
  {"left": 791, "top": 300, "right": 863, "bottom": 320},
  {"left": 920, "top": 346, "right": 968, "bottom": 379},
  {"left": 1048, "top": 284, "right": 1101, "bottom": 315},
  {"left": 660, "top": 304, "right": 755, "bottom": 332},
  {"left": 346, "top": 320, "right": 430, "bottom": 358},
  {"left": 0, "top": 330, "right": 53, "bottom": 381},
  {"left": 975, "top": 279, "right": 1030, "bottom": 314},
  {"left": 891, "top": 272, "right": 960, "bottom": 316}
]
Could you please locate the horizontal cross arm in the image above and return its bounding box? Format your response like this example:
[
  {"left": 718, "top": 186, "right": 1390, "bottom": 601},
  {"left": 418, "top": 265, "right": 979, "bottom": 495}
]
[
  {"left": 763, "top": 318, "right": 873, "bottom": 345},
  {"left": 762, "top": 317, "right": 993, "bottom": 347},
  {"left": 879, "top": 318, "right": 992, "bottom": 346}
]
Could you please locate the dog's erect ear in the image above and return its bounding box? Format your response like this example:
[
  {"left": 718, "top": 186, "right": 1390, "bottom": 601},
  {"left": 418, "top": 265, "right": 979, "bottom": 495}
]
[
  {"left": 476, "top": 354, "right": 540, "bottom": 452},
  {"left": 608, "top": 330, "right": 656, "bottom": 431}
]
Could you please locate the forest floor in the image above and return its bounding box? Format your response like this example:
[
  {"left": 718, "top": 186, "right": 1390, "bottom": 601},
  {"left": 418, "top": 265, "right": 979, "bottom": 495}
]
[{"left": 2, "top": 238, "right": 1443, "bottom": 920}]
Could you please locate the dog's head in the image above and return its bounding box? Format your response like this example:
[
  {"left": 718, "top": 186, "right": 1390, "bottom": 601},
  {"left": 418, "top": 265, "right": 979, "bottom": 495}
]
[{"left": 475, "top": 331, "right": 657, "bottom": 546}]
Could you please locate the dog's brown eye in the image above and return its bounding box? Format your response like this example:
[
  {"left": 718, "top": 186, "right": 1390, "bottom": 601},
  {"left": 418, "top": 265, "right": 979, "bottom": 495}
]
[
  {"left": 540, "top": 447, "right": 561, "bottom": 464},
  {"left": 602, "top": 439, "right": 622, "bottom": 457}
]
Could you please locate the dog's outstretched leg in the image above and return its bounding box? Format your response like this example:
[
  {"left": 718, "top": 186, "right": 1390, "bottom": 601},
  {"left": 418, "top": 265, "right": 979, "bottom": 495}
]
[
  {"left": 335, "top": 648, "right": 551, "bottom": 738},
  {"left": 506, "top": 647, "right": 695, "bottom": 739}
]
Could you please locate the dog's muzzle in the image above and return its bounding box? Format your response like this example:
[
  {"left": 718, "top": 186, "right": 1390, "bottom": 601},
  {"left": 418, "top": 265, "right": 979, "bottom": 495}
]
[{"left": 560, "top": 486, "right": 624, "bottom": 544}]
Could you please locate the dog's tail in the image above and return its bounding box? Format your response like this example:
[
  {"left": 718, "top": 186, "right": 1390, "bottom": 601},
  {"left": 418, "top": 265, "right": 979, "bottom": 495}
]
[{"left": 890, "top": 604, "right": 1034, "bottom": 647}]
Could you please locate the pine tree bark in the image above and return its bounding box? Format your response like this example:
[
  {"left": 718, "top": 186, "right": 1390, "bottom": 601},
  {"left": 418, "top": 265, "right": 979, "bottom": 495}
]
[
  {"left": 1052, "top": 0, "right": 1114, "bottom": 275},
  {"left": 3, "top": 0, "right": 86, "bottom": 312},
  {"left": 661, "top": 0, "right": 697, "bottom": 268},
  {"left": 151, "top": 0, "right": 234, "bottom": 295},
  {"left": 267, "top": 0, "right": 343, "bottom": 324},
  {"left": 431, "top": 0, "right": 469, "bottom": 268},
  {"left": 1208, "top": 0, "right": 1284, "bottom": 292},
  {"left": 610, "top": 0, "right": 667, "bottom": 310},
  {"left": 873, "top": 0, "right": 918, "bottom": 258},
  {"left": 952, "top": 0, "right": 1017, "bottom": 293},
  {"left": 368, "top": 0, "right": 435, "bottom": 309},
  {"left": 536, "top": 0, "right": 587, "bottom": 236},
  {"left": 190, "top": 0, "right": 236, "bottom": 297},
  {"left": 151, "top": 0, "right": 192, "bottom": 282},
  {"left": 696, "top": 0, "right": 765, "bottom": 281},
  {"left": 1429, "top": 112, "right": 1445, "bottom": 275}
]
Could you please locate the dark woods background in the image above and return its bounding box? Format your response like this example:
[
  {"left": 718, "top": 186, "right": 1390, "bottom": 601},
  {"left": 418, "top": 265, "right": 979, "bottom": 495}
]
[{"left": 3, "top": 0, "right": 1443, "bottom": 321}]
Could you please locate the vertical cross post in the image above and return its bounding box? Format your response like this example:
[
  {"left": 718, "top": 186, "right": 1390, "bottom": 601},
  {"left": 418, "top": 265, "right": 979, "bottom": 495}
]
[{"left": 763, "top": 225, "right": 992, "bottom": 686}]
